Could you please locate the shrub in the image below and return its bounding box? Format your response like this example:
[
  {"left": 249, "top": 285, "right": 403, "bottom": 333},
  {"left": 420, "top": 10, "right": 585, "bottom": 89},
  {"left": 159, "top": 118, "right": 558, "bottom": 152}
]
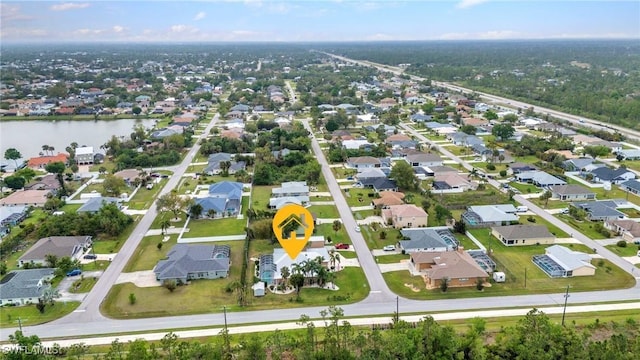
[
  {"left": 616, "top": 240, "right": 628, "bottom": 248},
  {"left": 499, "top": 170, "right": 507, "bottom": 177},
  {"left": 129, "top": 293, "right": 136, "bottom": 305},
  {"left": 486, "top": 164, "right": 496, "bottom": 171},
  {"left": 527, "top": 216, "right": 536, "bottom": 223}
]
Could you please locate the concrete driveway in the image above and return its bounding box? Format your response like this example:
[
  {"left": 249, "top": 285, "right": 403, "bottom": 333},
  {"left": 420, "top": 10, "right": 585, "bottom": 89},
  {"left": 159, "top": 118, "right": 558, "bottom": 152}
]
[
  {"left": 378, "top": 262, "right": 409, "bottom": 273},
  {"left": 115, "top": 271, "right": 161, "bottom": 287},
  {"left": 57, "top": 270, "right": 103, "bottom": 301}
]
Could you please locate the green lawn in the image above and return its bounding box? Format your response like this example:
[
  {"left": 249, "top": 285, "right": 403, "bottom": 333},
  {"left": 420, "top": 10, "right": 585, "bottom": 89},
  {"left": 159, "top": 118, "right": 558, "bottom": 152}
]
[
  {"left": 187, "top": 164, "right": 207, "bottom": 173},
  {"left": 124, "top": 235, "right": 177, "bottom": 272},
  {"left": 331, "top": 166, "right": 357, "bottom": 179},
  {"left": 127, "top": 178, "right": 168, "bottom": 210},
  {"left": 309, "top": 205, "right": 340, "bottom": 219},
  {"left": 92, "top": 240, "right": 122, "bottom": 254},
  {"left": 337, "top": 250, "right": 357, "bottom": 259},
  {"left": 0, "top": 302, "right": 80, "bottom": 327},
  {"left": 509, "top": 182, "right": 542, "bottom": 194},
  {"left": 353, "top": 210, "right": 375, "bottom": 220},
  {"left": 475, "top": 162, "right": 510, "bottom": 173},
  {"left": 619, "top": 208, "right": 640, "bottom": 218},
  {"left": 60, "top": 203, "right": 81, "bottom": 213},
  {"left": 344, "top": 188, "right": 377, "bottom": 207},
  {"left": 360, "top": 225, "right": 402, "bottom": 250},
  {"left": 315, "top": 223, "right": 351, "bottom": 245},
  {"left": 557, "top": 215, "right": 609, "bottom": 240},
  {"left": 150, "top": 212, "right": 188, "bottom": 230},
  {"left": 251, "top": 185, "right": 276, "bottom": 210},
  {"left": 186, "top": 218, "right": 247, "bottom": 237},
  {"left": 606, "top": 243, "right": 640, "bottom": 257},
  {"left": 68, "top": 276, "right": 99, "bottom": 294},
  {"left": 518, "top": 215, "right": 569, "bottom": 238},
  {"left": 454, "top": 233, "right": 482, "bottom": 250},
  {"left": 530, "top": 198, "right": 570, "bottom": 210}
]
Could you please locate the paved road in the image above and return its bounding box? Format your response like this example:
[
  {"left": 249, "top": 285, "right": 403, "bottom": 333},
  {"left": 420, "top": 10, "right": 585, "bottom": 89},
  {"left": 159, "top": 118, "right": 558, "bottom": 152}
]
[
  {"left": 323, "top": 52, "right": 640, "bottom": 141},
  {"left": 49, "top": 113, "right": 220, "bottom": 325}
]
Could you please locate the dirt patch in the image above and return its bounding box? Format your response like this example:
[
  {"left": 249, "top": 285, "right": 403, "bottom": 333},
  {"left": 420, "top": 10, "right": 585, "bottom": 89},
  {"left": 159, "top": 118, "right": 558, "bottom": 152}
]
[{"left": 404, "top": 283, "right": 421, "bottom": 292}]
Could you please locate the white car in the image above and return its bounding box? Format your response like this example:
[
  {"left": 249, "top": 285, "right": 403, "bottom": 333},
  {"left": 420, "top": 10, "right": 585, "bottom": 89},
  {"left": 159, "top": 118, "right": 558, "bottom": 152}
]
[
  {"left": 355, "top": 226, "right": 361, "bottom": 232},
  {"left": 383, "top": 245, "right": 395, "bottom": 251}
]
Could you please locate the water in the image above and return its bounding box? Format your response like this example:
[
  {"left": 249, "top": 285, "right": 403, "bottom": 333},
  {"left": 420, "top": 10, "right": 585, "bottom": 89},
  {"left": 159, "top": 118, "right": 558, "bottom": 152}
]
[{"left": 0, "top": 119, "right": 157, "bottom": 159}]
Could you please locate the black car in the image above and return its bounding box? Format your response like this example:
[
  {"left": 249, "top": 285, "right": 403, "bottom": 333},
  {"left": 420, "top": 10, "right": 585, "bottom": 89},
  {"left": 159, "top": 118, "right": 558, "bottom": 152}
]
[{"left": 83, "top": 254, "right": 97, "bottom": 260}]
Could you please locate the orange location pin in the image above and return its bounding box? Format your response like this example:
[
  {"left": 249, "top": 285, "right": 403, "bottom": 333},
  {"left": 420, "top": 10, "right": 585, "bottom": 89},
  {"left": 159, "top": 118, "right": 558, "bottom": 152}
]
[{"left": 272, "top": 204, "right": 314, "bottom": 259}]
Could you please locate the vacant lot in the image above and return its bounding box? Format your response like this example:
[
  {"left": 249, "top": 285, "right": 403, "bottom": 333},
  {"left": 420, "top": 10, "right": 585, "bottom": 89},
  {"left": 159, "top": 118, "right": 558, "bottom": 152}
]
[
  {"left": 124, "top": 235, "right": 177, "bottom": 272},
  {"left": 0, "top": 302, "right": 80, "bottom": 327},
  {"left": 186, "top": 218, "right": 247, "bottom": 237}
]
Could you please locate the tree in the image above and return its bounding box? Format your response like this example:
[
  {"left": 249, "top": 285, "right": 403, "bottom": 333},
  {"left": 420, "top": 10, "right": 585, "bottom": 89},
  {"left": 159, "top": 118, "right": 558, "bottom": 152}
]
[
  {"left": 160, "top": 216, "right": 171, "bottom": 236},
  {"left": 389, "top": 161, "right": 419, "bottom": 191},
  {"left": 41, "top": 287, "right": 60, "bottom": 305},
  {"left": 453, "top": 219, "right": 466, "bottom": 234},
  {"left": 325, "top": 119, "right": 339, "bottom": 132},
  {"left": 156, "top": 191, "right": 187, "bottom": 220},
  {"left": 503, "top": 113, "right": 519, "bottom": 123},
  {"left": 460, "top": 125, "right": 477, "bottom": 135},
  {"left": 434, "top": 204, "right": 452, "bottom": 223},
  {"left": 583, "top": 145, "right": 611, "bottom": 159},
  {"left": 0, "top": 262, "right": 7, "bottom": 275},
  {"left": 3, "top": 175, "right": 25, "bottom": 190},
  {"left": 332, "top": 220, "right": 342, "bottom": 233},
  {"left": 163, "top": 279, "right": 178, "bottom": 293},
  {"left": 220, "top": 160, "right": 231, "bottom": 177},
  {"left": 4, "top": 148, "right": 22, "bottom": 169},
  {"left": 15, "top": 168, "right": 36, "bottom": 183},
  {"left": 189, "top": 203, "right": 203, "bottom": 219},
  {"left": 440, "top": 277, "right": 450, "bottom": 292},
  {"left": 290, "top": 273, "right": 305, "bottom": 300},
  {"left": 129, "top": 293, "right": 137, "bottom": 305},
  {"left": 132, "top": 106, "right": 142, "bottom": 116},
  {"left": 483, "top": 110, "right": 498, "bottom": 120},
  {"left": 280, "top": 266, "right": 290, "bottom": 288},
  {"left": 44, "top": 161, "right": 67, "bottom": 196},
  {"left": 539, "top": 190, "right": 553, "bottom": 208},
  {"left": 491, "top": 123, "right": 515, "bottom": 141},
  {"left": 102, "top": 174, "right": 127, "bottom": 197},
  {"left": 36, "top": 299, "right": 46, "bottom": 314},
  {"left": 45, "top": 254, "right": 58, "bottom": 268}
]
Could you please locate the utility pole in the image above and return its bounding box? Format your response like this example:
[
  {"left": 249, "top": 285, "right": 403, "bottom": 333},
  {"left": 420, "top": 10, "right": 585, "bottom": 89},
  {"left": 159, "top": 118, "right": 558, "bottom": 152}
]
[
  {"left": 395, "top": 296, "right": 399, "bottom": 323},
  {"left": 561, "top": 285, "right": 570, "bottom": 327},
  {"left": 18, "top": 317, "right": 23, "bottom": 332},
  {"left": 524, "top": 267, "right": 527, "bottom": 288}
]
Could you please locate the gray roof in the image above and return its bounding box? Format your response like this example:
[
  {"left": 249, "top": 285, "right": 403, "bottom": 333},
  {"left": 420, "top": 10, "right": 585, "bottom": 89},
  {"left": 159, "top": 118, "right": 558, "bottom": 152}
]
[
  {"left": 154, "top": 244, "right": 230, "bottom": 281},
  {"left": 562, "top": 158, "right": 594, "bottom": 170},
  {"left": 466, "top": 205, "right": 519, "bottom": 223},
  {"left": 590, "top": 167, "right": 634, "bottom": 181},
  {"left": 272, "top": 181, "right": 309, "bottom": 196},
  {"left": 0, "top": 268, "right": 55, "bottom": 301},
  {"left": 516, "top": 171, "right": 566, "bottom": 186},
  {"left": 492, "top": 225, "right": 554, "bottom": 240},
  {"left": 77, "top": 197, "right": 120, "bottom": 213},
  {"left": 545, "top": 245, "right": 595, "bottom": 271},
  {"left": 20, "top": 236, "right": 92, "bottom": 263},
  {"left": 621, "top": 179, "right": 640, "bottom": 192},
  {"left": 572, "top": 200, "right": 625, "bottom": 219},
  {"left": 549, "top": 185, "right": 594, "bottom": 196},
  {"left": 406, "top": 153, "right": 442, "bottom": 164},
  {"left": 399, "top": 227, "right": 459, "bottom": 251}
]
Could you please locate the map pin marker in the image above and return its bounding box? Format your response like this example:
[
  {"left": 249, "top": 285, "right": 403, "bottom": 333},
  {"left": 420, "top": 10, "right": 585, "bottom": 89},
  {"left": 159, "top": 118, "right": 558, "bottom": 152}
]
[{"left": 272, "top": 204, "right": 315, "bottom": 260}]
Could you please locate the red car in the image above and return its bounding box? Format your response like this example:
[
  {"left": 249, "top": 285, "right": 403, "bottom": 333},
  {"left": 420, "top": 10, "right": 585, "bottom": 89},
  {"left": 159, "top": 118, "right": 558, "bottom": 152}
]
[{"left": 335, "top": 243, "right": 349, "bottom": 250}]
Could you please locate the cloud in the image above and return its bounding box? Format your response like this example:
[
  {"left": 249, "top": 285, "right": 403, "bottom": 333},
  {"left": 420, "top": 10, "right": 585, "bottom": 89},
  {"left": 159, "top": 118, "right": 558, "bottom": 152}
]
[
  {"left": 1, "top": 4, "right": 34, "bottom": 22},
  {"left": 50, "top": 3, "right": 90, "bottom": 11},
  {"left": 170, "top": 25, "right": 199, "bottom": 34},
  {"left": 365, "top": 33, "right": 395, "bottom": 41},
  {"left": 456, "top": 0, "right": 489, "bottom": 9},
  {"left": 112, "top": 25, "right": 125, "bottom": 33},
  {"left": 439, "top": 30, "right": 520, "bottom": 40},
  {"left": 194, "top": 11, "right": 206, "bottom": 21}
]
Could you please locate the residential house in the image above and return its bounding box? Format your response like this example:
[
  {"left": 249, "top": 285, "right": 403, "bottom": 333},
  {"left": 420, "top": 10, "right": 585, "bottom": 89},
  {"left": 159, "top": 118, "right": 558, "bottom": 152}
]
[
  {"left": 204, "top": 153, "right": 246, "bottom": 175},
  {"left": 549, "top": 185, "right": 596, "bottom": 201},
  {"left": 372, "top": 191, "right": 405, "bottom": 208},
  {"left": 359, "top": 177, "right": 398, "bottom": 192},
  {"left": 562, "top": 158, "right": 596, "bottom": 172},
  {"left": 25, "top": 174, "right": 60, "bottom": 191},
  {"left": 0, "top": 206, "right": 27, "bottom": 237},
  {"left": 342, "top": 139, "right": 373, "bottom": 150},
  {"left": 269, "top": 181, "right": 310, "bottom": 210},
  {"left": 27, "top": 153, "right": 69, "bottom": 170},
  {"left": 154, "top": 244, "right": 231, "bottom": 283},
  {"left": 571, "top": 200, "right": 625, "bottom": 221},
  {"left": 75, "top": 146, "right": 94, "bottom": 165},
  {"left": 448, "top": 132, "right": 483, "bottom": 147},
  {"left": 0, "top": 268, "right": 55, "bottom": 306},
  {"left": 258, "top": 236, "right": 329, "bottom": 285},
  {"left": 410, "top": 114, "right": 432, "bottom": 122},
  {"left": 19, "top": 236, "right": 92, "bottom": 267},
  {"left": 432, "top": 173, "right": 475, "bottom": 192},
  {"left": 404, "top": 152, "right": 443, "bottom": 168},
  {"left": 491, "top": 225, "right": 555, "bottom": 246},
  {"left": 617, "top": 149, "right": 640, "bottom": 161},
  {"left": 0, "top": 190, "right": 51, "bottom": 207},
  {"left": 151, "top": 127, "right": 181, "bottom": 139},
  {"left": 589, "top": 167, "right": 635, "bottom": 184},
  {"left": 410, "top": 250, "right": 489, "bottom": 289},
  {"left": 398, "top": 227, "right": 459, "bottom": 253},
  {"left": 533, "top": 245, "right": 595, "bottom": 278},
  {"left": 346, "top": 156, "right": 381, "bottom": 169},
  {"left": 114, "top": 169, "right": 143, "bottom": 183},
  {"left": 605, "top": 219, "right": 640, "bottom": 243},
  {"left": 508, "top": 163, "right": 538, "bottom": 175},
  {"left": 355, "top": 168, "right": 387, "bottom": 181},
  {"left": 462, "top": 204, "right": 519, "bottom": 228},
  {"left": 195, "top": 181, "right": 243, "bottom": 217},
  {"left": 0, "top": 158, "right": 26, "bottom": 173},
  {"left": 620, "top": 179, "right": 640, "bottom": 195},
  {"left": 382, "top": 204, "right": 428, "bottom": 229},
  {"left": 77, "top": 197, "right": 121, "bottom": 213},
  {"left": 515, "top": 171, "right": 567, "bottom": 188}
]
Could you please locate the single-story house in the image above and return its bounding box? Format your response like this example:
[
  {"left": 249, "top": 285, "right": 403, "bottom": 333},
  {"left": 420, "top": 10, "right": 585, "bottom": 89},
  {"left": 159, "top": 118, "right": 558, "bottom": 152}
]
[
  {"left": 77, "top": 197, "right": 121, "bottom": 213},
  {"left": 549, "top": 185, "right": 596, "bottom": 201},
  {"left": 372, "top": 191, "right": 405, "bottom": 208},
  {"left": 604, "top": 219, "right": 640, "bottom": 243},
  {"left": 269, "top": 181, "right": 310, "bottom": 210},
  {"left": 25, "top": 174, "right": 60, "bottom": 191},
  {"left": 27, "top": 153, "right": 69, "bottom": 170},
  {"left": 617, "top": 149, "right": 640, "bottom": 161},
  {"left": 0, "top": 190, "right": 51, "bottom": 207},
  {"left": 195, "top": 181, "right": 243, "bottom": 217},
  {"left": 508, "top": 163, "right": 538, "bottom": 175},
  {"left": 19, "top": 236, "right": 92, "bottom": 267},
  {"left": 619, "top": 179, "right": 640, "bottom": 195},
  {"left": 341, "top": 140, "right": 373, "bottom": 150},
  {"left": 204, "top": 153, "right": 246, "bottom": 175},
  {"left": 410, "top": 250, "right": 489, "bottom": 289},
  {"left": 462, "top": 204, "right": 519, "bottom": 228},
  {"left": 405, "top": 153, "right": 443, "bottom": 168},
  {"left": 448, "top": 132, "right": 483, "bottom": 147},
  {"left": 258, "top": 236, "right": 329, "bottom": 285},
  {"left": 533, "top": 245, "right": 595, "bottom": 278},
  {"left": 588, "top": 167, "right": 635, "bottom": 184},
  {"left": 432, "top": 173, "right": 475, "bottom": 191},
  {"left": 346, "top": 156, "right": 381, "bottom": 169},
  {"left": 398, "top": 227, "right": 459, "bottom": 253},
  {"left": 359, "top": 177, "right": 398, "bottom": 192},
  {"left": 356, "top": 168, "right": 387, "bottom": 181},
  {"left": 0, "top": 205, "right": 28, "bottom": 228},
  {"left": 154, "top": 244, "right": 231, "bottom": 283},
  {"left": 515, "top": 171, "right": 567, "bottom": 188},
  {"left": 151, "top": 127, "right": 181, "bottom": 139},
  {"left": 0, "top": 268, "right": 55, "bottom": 306},
  {"left": 571, "top": 200, "right": 625, "bottom": 221},
  {"left": 382, "top": 204, "right": 428, "bottom": 229},
  {"left": 562, "top": 158, "right": 596, "bottom": 172},
  {"left": 491, "top": 225, "right": 555, "bottom": 246}
]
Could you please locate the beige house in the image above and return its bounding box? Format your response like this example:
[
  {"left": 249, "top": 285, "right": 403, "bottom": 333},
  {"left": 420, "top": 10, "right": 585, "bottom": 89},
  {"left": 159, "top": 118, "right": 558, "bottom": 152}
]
[
  {"left": 382, "top": 204, "right": 428, "bottom": 229},
  {"left": 0, "top": 190, "right": 51, "bottom": 207},
  {"left": 605, "top": 219, "right": 640, "bottom": 243},
  {"left": 491, "top": 225, "right": 555, "bottom": 246},
  {"left": 533, "top": 245, "right": 595, "bottom": 278},
  {"left": 410, "top": 249, "right": 489, "bottom": 289}
]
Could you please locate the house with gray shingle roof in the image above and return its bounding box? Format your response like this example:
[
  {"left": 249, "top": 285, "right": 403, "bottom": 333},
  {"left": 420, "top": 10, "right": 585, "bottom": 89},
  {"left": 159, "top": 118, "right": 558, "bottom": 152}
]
[
  {"left": 588, "top": 167, "right": 635, "bottom": 184},
  {"left": 515, "top": 171, "right": 567, "bottom": 188},
  {"left": 571, "top": 200, "right": 625, "bottom": 221},
  {"left": 398, "top": 227, "right": 459, "bottom": 253},
  {"left": 620, "top": 179, "right": 640, "bottom": 195},
  {"left": 154, "top": 244, "right": 231, "bottom": 283},
  {"left": 0, "top": 268, "right": 55, "bottom": 306},
  {"left": 19, "top": 236, "right": 92, "bottom": 267},
  {"left": 77, "top": 197, "right": 122, "bottom": 213},
  {"left": 550, "top": 185, "right": 596, "bottom": 201},
  {"left": 204, "top": 153, "right": 246, "bottom": 175}
]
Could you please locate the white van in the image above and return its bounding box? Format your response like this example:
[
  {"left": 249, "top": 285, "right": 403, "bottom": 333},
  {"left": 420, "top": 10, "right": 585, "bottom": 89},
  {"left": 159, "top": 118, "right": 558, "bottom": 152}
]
[{"left": 516, "top": 206, "right": 528, "bottom": 213}]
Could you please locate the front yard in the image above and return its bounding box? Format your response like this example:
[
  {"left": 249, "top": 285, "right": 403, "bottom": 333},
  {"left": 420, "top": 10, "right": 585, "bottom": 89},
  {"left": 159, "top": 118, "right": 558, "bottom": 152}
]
[
  {"left": 186, "top": 218, "right": 247, "bottom": 237},
  {"left": 0, "top": 302, "right": 80, "bottom": 328}
]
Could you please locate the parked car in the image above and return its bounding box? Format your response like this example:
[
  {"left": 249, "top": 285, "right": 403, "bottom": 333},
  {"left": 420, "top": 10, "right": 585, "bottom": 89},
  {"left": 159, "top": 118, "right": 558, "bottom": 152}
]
[
  {"left": 354, "top": 226, "right": 361, "bottom": 232},
  {"left": 335, "top": 243, "right": 349, "bottom": 250},
  {"left": 83, "top": 254, "right": 97, "bottom": 260},
  {"left": 66, "top": 269, "right": 82, "bottom": 277},
  {"left": 383, "top": 245, "right": 395, "bottom": 251}
]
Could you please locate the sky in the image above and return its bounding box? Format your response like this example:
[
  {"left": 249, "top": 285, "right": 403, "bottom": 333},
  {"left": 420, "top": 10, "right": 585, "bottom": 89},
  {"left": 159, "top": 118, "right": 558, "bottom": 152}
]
[{"left": 1, "top": 1, "right": 639, "bottom": 43}]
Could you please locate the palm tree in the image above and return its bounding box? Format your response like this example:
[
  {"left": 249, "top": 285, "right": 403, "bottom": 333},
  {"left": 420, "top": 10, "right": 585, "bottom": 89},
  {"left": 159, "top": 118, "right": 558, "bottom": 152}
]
[
  {"left": 41, "top": 145, "right": 50, "bottom": 156},
  {"left": 49, "top": 146, "right": 55, "bottom": 156},
  {"left": 280, "top": 266, "right": 290, "bottom": 288},
  {"left": 220, "top": 161, "right": 231, "bottom": 177},
  {"left": 328, "top": 250, "right": 339, "bottom": 270},
  {"left": 207, "top": 209, "right": 217, "bottom": 219},
  {"left": 160, "top": 216, "right": 171, "bottom": 236},
  {"left": 41, "top": 287, "right": 60, "bottom": 306},
  {"left": 189, "top": 203, "right": 203, "bottom": 219}
]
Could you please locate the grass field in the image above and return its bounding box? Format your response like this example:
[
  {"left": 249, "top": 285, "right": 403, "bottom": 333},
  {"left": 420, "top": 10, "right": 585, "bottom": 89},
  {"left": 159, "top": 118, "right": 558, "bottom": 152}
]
[
  {"left": 605, "top": 243, "right": 640, "bottom": 257},
  {"left": 124, "top": 235, "right": 177, "bottom": 272},
  {"left": 360, "top": 225, "right": 402, "bottom": 250},
  {"left": 343, "top": 188, "right": 377, "bottom": 207},
  {"left": 127, "top": 179, "right": 168, "bottom": 210},
  {"left": 68, "top": 276, "right": 99, "bottom": 294},
  {"left": 375, "top": 254, "right": 410, "bottom": 264},
  {"left": 557, "top": 215, "right": 609, "bottom": 240},
  {"left": 251, "top": 185, "right": 276, "bottom": 210},
  {"left": 0, "top": 302, "right": 80, "bottom": 327},
  {"left": 315, "top": 223, "right": 351, "bottom": 245},
  {"left": 309, "top": 205, "right": 340, "bottom": 219},
  {"left": 186, "top": 218, "right": 247, "bottom": 237}
]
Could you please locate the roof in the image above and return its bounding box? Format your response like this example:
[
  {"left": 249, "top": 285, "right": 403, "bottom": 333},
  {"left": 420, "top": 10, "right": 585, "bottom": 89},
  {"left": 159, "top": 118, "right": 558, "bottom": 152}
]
[
  {"left": 621, "top": 179, "right": 640, "bottom": 192},
  {"left": 19, "top": 236, "right": 91, "bottom": 263},
  {"left": 406, "top": 153, "right": 442, "bottom": 164},
  {"left": 411, "top": 251, "right": 488, "bottom": 280},
  {"left": 0, "top": 206, "right": 27, "bottom": 223},
  {"left": 0, "top": 268, "right": 55, "bottom": 301},
  {"left": 372, "top": 191, "right": 405, "bottom": 207},
  {"left": 549, "top": 184, "right": 595, "bottom": 196},
  {"left": 491, "top": 225, "right": 554, "bottom": 240},
  {"left": 114, "top": 169, "right": 142, "bottom": 181},
  {"left": 268, "top": 241, "right": 329, "bottom": 281},
  {"left": 399, "top": 227, "right": 458, "bottom": 251},
  {"left": 563, "top": 158, "right": 594, "bottom": 170},
  {"left": 360, "top": 177, "right": 397, "bottom": 191},
  {"left": 75, "top": 147, "right": 94, "bottom": 155},
  {"left": 434, "top": 173, "right": 471, "bottom": 187},
  {"left": 26, "top": 174, "right": 60, "bottom": 191},
  {"left": 516, "top": 171, "right": 567, "bottom": 186},
  {"left": 466, "top": 204, "right": 519, "bottom": 223},
  {"left": 27, "top": 153, "right": 68, "bottom": 168},
  {"left": 545, "top": 245, "right": 595, "bottom": 271},
  {"left": 154, "top": 244, "right": 230, "bottom": 280},
  {"left": 0, "top": 190, "right": 51, "bottom": 206},
  {"left": 356, "top": 168, "right": 386, "bottom": 179},
  {"left": 272, "top": 181, "right": 309, "bottom": 196},
  {"left": 590, "top": 167, "right": 634, "bottom": 181},
  {"left": 207, "top": 152, "right": 233, "bottom": 163},
  {"left": 386, "top": 204, "right": 427, "bottom": 218},
  {"left": 510, "top": 162, "right": 538, "bottom": 172},
  {"left": 208, "top": 181, "right": 243, "bottom": 200},
  {"left": 605, "top": 219, "right": 640, "bottom": 237},
  {"left": 269, "top": 197, "right": 307, "bottom": 209},
  {"left": 347, "top": 156, "right": 381, "bottom": 165},
  {"left": 386, "top": 134, "right": 411, "bottom": 142},
  {"left": 77, "top": 197, "right": 120, "bottom": 213},
  {"left": 573, "top": 200, "right": 624, "bottom": 219},
  {"left": 619, "top": 149, "right": 640, "bottom": 158}
]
